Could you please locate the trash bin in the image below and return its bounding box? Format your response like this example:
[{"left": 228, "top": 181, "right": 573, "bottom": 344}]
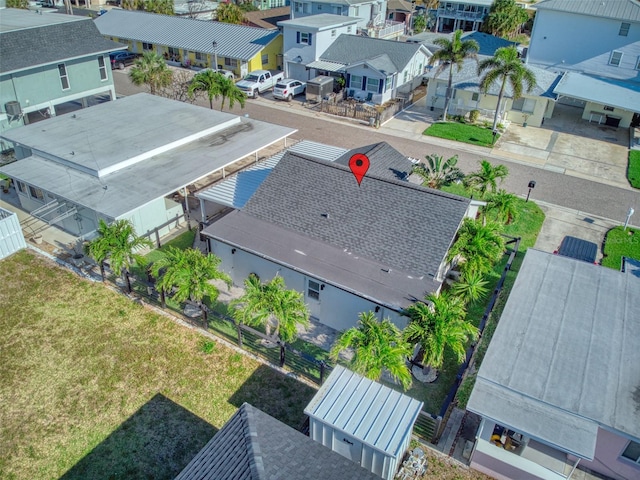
[{"left": 369, "top": 117, "right": 375, "bottom": 127}]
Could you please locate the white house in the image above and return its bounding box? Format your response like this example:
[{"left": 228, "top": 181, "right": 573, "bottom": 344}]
[
  {"left": 526, "top": 0, "right": 640, "bottom": 128},
  {"left": 434, "top": 0, "right": 494, "bottom": 33},
  {"left": 0, "top": 94, "right": 295, "bottom": 239},
  {"left": 278, "top": 14, "right": 361, "bottom": 80},
  {"left": 467, "top": 249, "right": 640, "bottom": 480},
  {"left": 201, "top": 142, "right": 476, "bottom": 332}
]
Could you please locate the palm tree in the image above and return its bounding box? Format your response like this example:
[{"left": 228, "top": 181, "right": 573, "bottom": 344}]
[
  {"left": 485, "top": 189, "right": 519, "bottom": 224},
  {"left": 188, "top": 71, "right": 246, "bottom": 111},
  {"left": 478, "top": 46, "right": 537, "bottom": 131},
  {"left": 412, "top": 154, "right": 465, "bottom": 189},
  {"left": 404, "top": 293, "right": 477, "bottom": 369},
  {"left": 483, "top": 0, "right": 529, "bottom": 39},
  {"left": 84, "top": 219, "right": 152, "bottom": 289},
  {"left": 465, "top": 159, "right": 509, "bottom": 198},
  {"left": 330, "top": 311, "right": 412, "bottom": 390},
  {"left": 216, "top": 75, "right": 246, "bottom": 111},
  {"left": 429, "top": 30, "right": 479, "bottom": 122},
  {"left": 447, "top": 218, "right": 505, "bottom": 276},
  {"left": 450, "top": 270, "right": 489, "bottom": 304},
  {"left": 216, "top": 2, "right": 245, "bottom": 24},
  {"left": 230, "top": 275, "right": 309, "bottom": 344},
  {"left": 151, "top": 247, "right": 231, "bottom": 323},
  {"left": 129, "top": 52, "right": 173, "bottom": 96}
]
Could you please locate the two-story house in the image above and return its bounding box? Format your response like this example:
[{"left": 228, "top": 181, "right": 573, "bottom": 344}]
[
  {"left": 435, "top": 0, "right": 493, "bottom": 33},
  {"left": 0, "top": 8, "right": 123, "bottom": 146},
  {"left": 527, "top": 0, "right": 640, "bottom": 128},
  {"left": 290, "top": 0, "right": 405, "bottom": 38}
]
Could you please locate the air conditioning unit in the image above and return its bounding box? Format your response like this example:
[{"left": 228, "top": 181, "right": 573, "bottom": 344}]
[{"left": 5, "top": 101, "right": 22, "bottom": 116}]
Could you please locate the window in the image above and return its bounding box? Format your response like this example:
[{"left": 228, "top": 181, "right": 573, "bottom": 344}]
[
  {"left": 512, "top": 97, "right": 536, "bottom": 113},
  {"left": 435, "top": 82, "right": 447, "bottom": 97},
  {"left": 619, "top": 22, "right": 630, "bottom": 36},
  {"left": 621, "top": 441, "right": 640, "bottom": 464},
  {"left": 366, "top": 77, "right": 378, "bottom": 92},
  {"left": 347, "top": 26, "right": 352, "bottom": 33},
  {"left": 142, "top": 42, "right": 154, "bottom": 51},
  {"left": 294, "top": 2, "right": 302, "bottom": 13},
  {"left": 471, "top": 92, "right": 479, "bottom": 101},
  {"left": 98, "top": 56, "right": 108, "bottom": 81},
  {"left": 307, "top": 280, "right": 320, "bottom": 300},
  {"left": 58, "top": 63, "right": 70, "bottom": 90},
  {"left": 636, "top": 56, "right": 640, "bottom": 70},
  {"left": 17, "top": 181, "right": 26, "bottom": 194},
  {"left": 385, "top": 75, "right": 393, "bottom": 91},
  {"left": 335, "top": 6, "right": 342, "bottom": 14},
  {"left": 225, "top": 58, "right": 238, "bottom": 68},
  {"left": 195, "top": 51, "right": 206, "bottom": 61},
  {"left": 317, "top": 4, "right": 322, "bottom": 10},
  {"left": 28, "top": 186, "right": 44, "bottom": 202},
  {"left": 262, "top": 53, "right": 269, "bottom": 65},
  {"left": 331, "top": 29, "right": 336, "bottom": 37},
  {"left": 168, "top": 47, "right": 180, "bottom": 60},
  {"left": 609, "top": 51, "right": 623, "bottom": 66},
  {"left": 350, "top": 74, "right": 363, "bottom": 89},
  {"left": 303, "top": 3, "right": 310, "bottom": 13},
  {"left": 353, "top": 6, "right": 359, "bottom": 15},
  {"left": 603, "top": 105, "right": 614, "bottom": 112},
  {"left": 299, "top": 32, "right": 311, "bottom": 45}
]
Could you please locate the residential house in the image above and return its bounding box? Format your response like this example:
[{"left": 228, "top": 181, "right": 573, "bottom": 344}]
[
  {"left": 290, "top": 0, "right": 405, "bottom": 38},
  {"left": 253, "top": 0, "right": 290, "bottom": 9},
  {"left": 386, "top": 0, "right": 414, "bottom": 32},
  {"left": 175, "top": 402, "right": 381, "bottom": 480},
  {"left": 202, "top": 141, "right": 476, "bottom": 332},
  {"left": 467, "top": 249, "right": 640, "bottom": 480},
  {"left": 0, "top": 94, "right": 295, "bottom": 239},
  {"left": 278, "top": 14, "right": 361, "bottom": 80},
  {"left": 527, "top": 0, "right": 640, "bottom": 128},
  {"left": 424, "top": 55, "right": 562, "bottom": 127},
  {"left": 243, "top": 6, "right": 291, "bottom": 29},
  {"left": 307, "top": 34, "right": 431, "bottom": 103},
  {"left": 407, "top": 30, "right": 517, "bottom": 56},
  {"left": 0, "top": 8, "right": 123, "bottom": 143},
  {"left": 435, "top": 0, "right": 493, "bottom": 33},
  {"left": 94, "top": 9, "right": 282, "bottom": 78},
  {"left": 305, "top": 365, "right": 423, "bottom": 480}
]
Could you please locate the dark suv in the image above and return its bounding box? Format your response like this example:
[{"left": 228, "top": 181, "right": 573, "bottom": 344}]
[{"left": 110, "top": 52, "right": 137, "bottom": 70}]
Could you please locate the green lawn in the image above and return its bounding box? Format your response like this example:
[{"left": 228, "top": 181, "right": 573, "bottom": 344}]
[
  {"left": 0, "top": 250, "right": 314, "bottom": 480},
  {"left": 424, "top": 122, "right": 499, "bottom": 147},
  {"left": 628, "top": 150, "right": 640, "bottom": 189},
  {"left": 145, "top": 229, "right": 196, "bottom": 264},
  {"left": 601, "top": 226, "right": 640, "bottom": 270}
]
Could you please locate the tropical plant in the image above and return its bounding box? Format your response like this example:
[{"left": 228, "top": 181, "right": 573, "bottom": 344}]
[
  {"left": 483, "top": 0, "right": 529, "bottom": 39},
  {"left": 412, "top": 154, "right": 465, "bottom": 189},
  {"left": 122, "top": 0, "right": 173, "bottom": 13},
  {"left": 7, "top": 0, "right": 29, "bottom": 8},
  {"left": 447, "top": 218, "right": 505, "bottom": 276},
  {"left": 413, "top": 14, "right": 427, "bottom": 34},
  {"left": 188, "top": 70, "right": 246, "bottom": 111},
  {"left": 231, "top": 275, "right": 309, "bottom": 344},
  {"left": 464, "top": 159, "right": 509, "bottom": 197},
  {"left": 330, "top": 311, "right": 412, "bottom": 390},
  {"left": 477, "top": 46, "right": 537, "bottom": 131},
  {"left": 216, "top": 2, "right": 245, "bottom": 24},
  {"left": 84, "top": 219, "right": 152, "bottom": 289},
  {"left": 129, "top": 52, "right": 173, "bottom": 95},
  {"left": 429, "top": 30, "right": 479, "bottom": 122},
  {"left": 151, "top": 247, "right": 231, "bottom": 322},
  {"left": 404, "top": 293, "right": 477, "bottom": 369},
  {"left": 485, "top": 189, "right": 519, "bottom": 224},
  {"left": 450, "top": 270, "right": 489, "bottom": 304}
]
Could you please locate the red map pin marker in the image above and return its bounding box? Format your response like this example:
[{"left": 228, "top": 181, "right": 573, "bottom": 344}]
[{"left": 349, "top": 153, "right": 370, "bottom": 186}]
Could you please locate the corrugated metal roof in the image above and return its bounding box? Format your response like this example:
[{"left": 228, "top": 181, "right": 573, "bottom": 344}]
[
  {"left": 94, "top": 9, "right": 280, "bottom": 61},
  {"left": 304, "top": 366, "right": 423, "bottom": 457},
  {"left": 196, "top": 141, "right": 347, "bottom": 208},
  {"left": 306, "top": 60, "right": 346, "bottom": 72},
  {"left": 535, "top": 0, "right": 640, "bottom": 22},
  {"left": 553, "top": 72, "right": 640, "bottom": 113}
]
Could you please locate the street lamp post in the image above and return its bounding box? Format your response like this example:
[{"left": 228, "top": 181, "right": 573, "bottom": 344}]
[
  {"left": 624, "top": 207, "right": 635, "bottom": 231},
  {"left": 526, "top": 180, "right": 536, "bottom": 202},
  {"left": 212, "top": 41, "right": 218, "bottom": 71}
]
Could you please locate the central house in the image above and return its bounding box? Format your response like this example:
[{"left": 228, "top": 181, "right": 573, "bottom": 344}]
[{"left": 202, "top": 143, "right": 474, "bottom": 331}]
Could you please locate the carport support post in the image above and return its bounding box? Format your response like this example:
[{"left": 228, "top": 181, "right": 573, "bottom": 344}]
[
  {"left": 183, "top": 187, "right": 192, "bottom": 231},
  {"left": 236, "top": 323, "right": 243, "bottom": 347},
  {"left": 279, "top": 342, "right": 286, "bottom": 367}
]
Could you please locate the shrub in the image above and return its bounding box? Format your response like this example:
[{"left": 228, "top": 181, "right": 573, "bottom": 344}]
[
  {"left": 469, "top": 109, "right": 480, "bottom": 123},
  {"left": 628, "top": 150, "right": 640, "bottom": 189},
  {"left": 200, "top": 340, "right": 216, "bottom": 354}
]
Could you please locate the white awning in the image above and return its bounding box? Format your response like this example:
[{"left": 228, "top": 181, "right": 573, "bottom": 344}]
[{"left": 553, "top": 72, "right": 640, "bottom": 113}]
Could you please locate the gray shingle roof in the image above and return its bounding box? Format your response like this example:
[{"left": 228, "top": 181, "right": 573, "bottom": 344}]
[
  {"left": 334, "top": 142, "right": 414, "bottom": 181},
  {"left": 0, "top": 10, "right": 124, "bottom": 74},
  {"left": 320, "top": 34, "right": 425, "bottom": 73},
  {"left": 94, "top": 9, "right": 280, "bottom": 61},
  {"left": 535, "top": 0, "right": 640, "bottom": 22},
  {"left": 174, "top": 403, "right": 381, "bottom": 480}
]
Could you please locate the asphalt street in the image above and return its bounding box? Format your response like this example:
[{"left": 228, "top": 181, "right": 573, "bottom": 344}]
[{"left": 113, "top": 72, "right": 639, "bottom": 225}]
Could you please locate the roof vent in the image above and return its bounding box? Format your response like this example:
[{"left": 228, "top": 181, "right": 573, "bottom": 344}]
[
  {"left": 321, "top": 213, "right": 330, "bottom": 218},
  {"left": 5, "top": 101, "right": 21, "bottom": 116}
]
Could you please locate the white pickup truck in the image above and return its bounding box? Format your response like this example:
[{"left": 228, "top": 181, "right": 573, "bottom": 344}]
[{"left": 236, "top": 70, "right": 285, "bottom": 98}]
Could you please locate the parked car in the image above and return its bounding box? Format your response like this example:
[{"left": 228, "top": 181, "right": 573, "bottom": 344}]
[
  {"left": 194, "top": 68, "right": 235, "bottom": 80},
  {"left": 554, "top": 236, "right": 598, "bottom": 263},
  {"left": 109, "top": 52, "right": 137, "bottom": 70},
  {"left": 273, "top": 79, "right": 306, "bottom": 101},
  {"left": 236, "top": 70, "right": 285, "bottom": 98}
]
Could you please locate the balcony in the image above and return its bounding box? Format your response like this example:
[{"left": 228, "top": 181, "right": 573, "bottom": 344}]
[
  {"left": 362, "top": 20, "right": 405, "bottom": 39},
  {"left": 437, "top": 7, "right": 485, "bottom": 20}
]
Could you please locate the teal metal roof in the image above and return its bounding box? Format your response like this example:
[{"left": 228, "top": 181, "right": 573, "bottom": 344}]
[{"left": 94, "top": 9, "right": 280, "bottom": 61}]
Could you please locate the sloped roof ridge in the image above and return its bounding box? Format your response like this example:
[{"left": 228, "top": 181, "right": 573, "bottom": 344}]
[
  {"left": 288, "top": 150, "right": 469, "bottom": 203},
  {"left": 535, "top": 0, "right": 640, "bottom": 21},
  {"left": 240, "top": 404, "right": 266, "bottom": 480}
]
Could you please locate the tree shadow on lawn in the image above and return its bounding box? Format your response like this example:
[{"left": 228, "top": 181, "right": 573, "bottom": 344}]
[{"left": 59, "top": 393, "right": 217, "bottom": 480}]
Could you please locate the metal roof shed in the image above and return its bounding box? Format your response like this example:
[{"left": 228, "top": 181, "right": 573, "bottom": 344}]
[
  {"left": 0, "top": 207, "right": 26, "bottom": 260},
  {"left": 304, "top": 365, "right": 423, "bottom": 480}
]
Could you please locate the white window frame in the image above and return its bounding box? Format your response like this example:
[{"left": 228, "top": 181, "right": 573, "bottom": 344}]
[
  {"left": 303, "top": 2, "right": 310, "bottom": 13},
  {"left": 435, "top": 82, "right": 447, "bottom": 97},
  {"left": 58, "top": 63, "right": 70, "bottom": 90},
  {"left": 331, "top": 29, "right": 336, "bottom": 37},
  {"left": 294, "top": 2, "right": 302, "bottom": 13},
  {"left": 347, "top": 25, "right": 352, "bottom": 33},
  {"left": 17, "top": 181, "right": 26, "bottom": 195},
  {"left": 98, "top": 56, "right": 108, "bottom": 81},
  {"left": 366, "top": 77, "right": 379, "bottom": 92},
  {"left": 142, "top": 42, "right": 154, "bottom": 51},
  {"left": 609, "top": 50, "right": 623, "bottom": 66},
  {"left": 307, "top": 279, "right": 321, "bottom": 301},
  {"left": 300, "top": 32, "right": 310, "bottom": 45},
  {"left": 350, "top": 74, "right": 363, "bottom": 89},
  {"left": 28, "top": 185, "right": 44, "bottom": 202},
  {"left": 195, "top": 51, "right": 206, "bottom": 61},
  {"left": 262, "top": 53, "right": 269, "bottom": 65},
  {"left": 225, "top": 58, "right": 238, "bottom": 68},
  {"left": 619, "top": 22, "right": 630, "bottom": 36},
  {"left": 621, "top": 440, "right": 640, "bottom": 464}
]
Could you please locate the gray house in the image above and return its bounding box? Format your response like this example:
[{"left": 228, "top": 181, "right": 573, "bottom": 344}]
[
  {"left": 0, "top": 8, "right": 124, "bottom": 144},
  {"left": 174, "top": 402, "right": 380, "bottom": 480}
]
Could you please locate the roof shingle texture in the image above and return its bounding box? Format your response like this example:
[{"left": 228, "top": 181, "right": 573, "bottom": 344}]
[
  {"left": 0, "top": 15, "right": 123, "bottom": 74},
  {"left": 242, "top": 150, "right": 469, "bottom": 277},
  {"left": 334, "top": 142, "right": 414, "bottom": 181},
  {"left": 320, "top": 34, "right": 424, "bottom": 72},
  {"left": 535, "top": 0, "right": 640, "bottom": 22},
  {"left": 94, "top": 9, "right": 280, "bottom": 61},
  {"left": 175, "top": 403, "right": 381, "bottom": 480}
]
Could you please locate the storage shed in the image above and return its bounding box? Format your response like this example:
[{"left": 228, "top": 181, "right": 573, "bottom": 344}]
[
  {"left": 304, "top": 365, "right": 423, "bottom": 480},
  {"left": 306, "top": 75, "right": 334, "bottom": 103},
  {"left": 0, "top": 207, "right": 26, "bottom": 260}
]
